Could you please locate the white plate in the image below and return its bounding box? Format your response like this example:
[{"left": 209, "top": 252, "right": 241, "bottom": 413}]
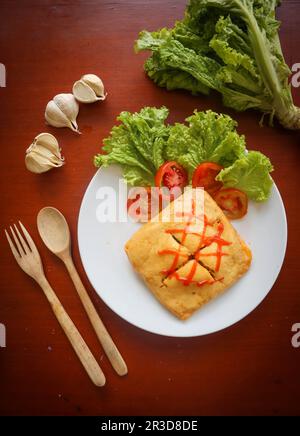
[{"left": 78, "top": 165, "right": 287, "bottom": 337}]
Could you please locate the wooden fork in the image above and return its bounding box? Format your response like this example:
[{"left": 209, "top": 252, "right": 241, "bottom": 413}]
[{"left": 5, "top": 221, "right": 106, "bottom": 387}]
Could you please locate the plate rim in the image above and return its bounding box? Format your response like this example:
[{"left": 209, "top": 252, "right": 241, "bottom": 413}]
[{"left": 77, "top": 167, "right": 288, "bottom": 338}]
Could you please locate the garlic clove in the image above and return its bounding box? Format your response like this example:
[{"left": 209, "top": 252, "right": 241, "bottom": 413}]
[
  {"left": 73, "top": 80, "right": 101, "bottom": 103},
  {"left": 25, "top": 132, "right": 64, "bottom": 174},
  {"left": 53, "top": 94, "right": 79, "bottom": 127},
  {"left": 82, "top": 74, "right": 106, "bottom": 99},
  {"left": 45, "top": 100, "right": 74, "bottom": 130},
  {"left": 73, "top": 73, "right": 107, "bottom": 103},
  {"left": 45, "top": 93, "right": 80, "bottom": 134},
  {"left": 29, "top": 132, "right": 59, "bottom": 155},
  {"left": 25, "top": 151, "right": 62, "bottom": 174}
]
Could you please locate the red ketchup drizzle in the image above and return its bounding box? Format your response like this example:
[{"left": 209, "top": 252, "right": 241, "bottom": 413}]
[
  {"left": 158, "top": 246, "right": 185, "bottom": 275},
  {"left": 195, "top": 222, "right": 231, "bottom": 272},
  {"left": 170, "top": 270, "right": 224, "bottom": 287},
  {"left": 158, "top": 199, "right": 231, "bottom": 286}
]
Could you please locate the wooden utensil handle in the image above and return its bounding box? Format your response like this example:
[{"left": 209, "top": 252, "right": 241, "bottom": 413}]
[
  {"left": 37, "top": 276, "right": 106, "bottom": 387},
  {"left": 64, "top": 258, "right": 128, "bottom": 376}
]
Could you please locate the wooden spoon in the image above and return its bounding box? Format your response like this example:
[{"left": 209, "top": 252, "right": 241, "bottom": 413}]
[{"left": 37, "top": 206, "right": 128, "bottom": 376}]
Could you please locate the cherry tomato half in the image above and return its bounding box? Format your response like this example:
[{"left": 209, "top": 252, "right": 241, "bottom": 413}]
[
  {"left": 213, "top": 188, "right": 248, "bottom": 220},
  {"left": 192, "top": 162, "right": 224, "bottom": 195},
  {"left": 155, "top": 161, "right": 188, "bottom": 191}
]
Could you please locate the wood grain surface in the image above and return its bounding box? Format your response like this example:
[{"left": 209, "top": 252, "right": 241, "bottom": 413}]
[{"left": 0, "top": 0, "right": 300, "bottom": 416}]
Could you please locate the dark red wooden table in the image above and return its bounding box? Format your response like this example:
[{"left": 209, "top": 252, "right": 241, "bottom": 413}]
[{"left": 1, "top": 0, "right": 300, "bottom": 416}]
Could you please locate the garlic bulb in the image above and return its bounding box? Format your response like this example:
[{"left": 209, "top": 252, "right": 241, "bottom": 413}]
[
  {"left": 45, "top": 93, "right": 80, "bottom": 133},
  {"left": 25, "top": 133, "right": 64, "bottom": 174},
  {"left": 73, "top": 74, "right": 107, "bottom": 103}
]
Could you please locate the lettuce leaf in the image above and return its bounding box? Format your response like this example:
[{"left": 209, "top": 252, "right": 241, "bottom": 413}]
[
  {"left": 136, "top": 0, "right": 300, "bottom": 130},
  {"left": 122, "top": 166, "right": 155, "bottom": 187},
  {"left": 141, "top": 34, "right": 221, "bottom": 92},
  {"left": 94, "top": 107, "right": 273, "bottom": 201},
  {"left": 216, "top": 151, "right": 274, "bottom": 201},
  {"left": 94, "top": 106, "right": 170, "bottom": 185},
  {"left": 165, "top": 110, "right": 246, "bottom": 174}
]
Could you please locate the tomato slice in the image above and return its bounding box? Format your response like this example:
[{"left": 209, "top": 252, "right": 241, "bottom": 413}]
[
  {"left": 192, "top": 162, "right": 223, "bottom": 195},
  {"left": 213, "top": 188, "right": 248, "bottom": 220},
  {"left": 155, "top": 161, "right": 188, "bottom": 191},
  {"left": 127, "top": 187, "right": 161, "bottom": 222}
]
